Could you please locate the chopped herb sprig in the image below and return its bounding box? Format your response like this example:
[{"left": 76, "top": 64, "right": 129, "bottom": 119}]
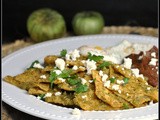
[
  {"left": 98, "top": 61, "right": 111, "bottom": 69},
  {"left": 88, "top": 52, "right": 104, "bottom": 62},
  {"left": 109, "top": 78, "right": 116, "bottom": 83},
  {"left": 67, "top": 78, "right": 81, "bottom": 85},
  {"left": 49, "top": 71, "right": 58, "bottom": 88},
  {"left": 123, "top": 103, "right": 129, "bottom": 109},
  {"left": 27, "top": 60, "right": 40, "bottom": 69},
  {"left": 123, "top": 77, "right": 129, "bottom": 84},
  {"left": 60, "top": 49, "right": 67, "bottom": 57},
  {"left": 38, "top": 94, "right": 45, "bottom": 101},
  {"left": 74, "top": 83, "right": 88, "bottom": 93}
]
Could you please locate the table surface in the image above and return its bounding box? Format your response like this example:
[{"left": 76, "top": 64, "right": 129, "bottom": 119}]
[{"left": 2, "top": 26, "right": 158, "bottom": 120}]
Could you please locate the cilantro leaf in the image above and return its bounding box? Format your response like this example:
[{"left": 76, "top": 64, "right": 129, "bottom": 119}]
[
  {"left": 93, "top": 78, "right": 96, "bottom": 82},
  {"left": 58, "top": 69, "right": 73, "bottom": 78},
  {"left": 67, "top": 78, "right": 81, "bottom": 85},
  {"left": 49, "top": 69, "right": 73, "bottom": 88},
  {"left": 74, "top": 84, "right": 88, "bottom": 93},
  {"left": 38, "top": 94, "right": 45, "bottom": 101},
  {"left": 27, "top": 60, "right": 40, "bottom": 69},
  {"left": 49, "top": 71, "right": 57, "bottom": 88},
  {"left": 88, "top": 52, "right": 104, "bottom": 62},
  {"left": 123, "top": 77, "right": 129, "bottom": 84},
  {"left": 98, "top": 61, "right": 111, "bottom": 69},
  {"left": 60, "top": 49, "right": 67, "bottom": 57},
  {"left": 109, "top": 78, "right": 116, "bottom": 83},
  {"left": 123, "top": 103, "right": 129, "bottom": 109}
]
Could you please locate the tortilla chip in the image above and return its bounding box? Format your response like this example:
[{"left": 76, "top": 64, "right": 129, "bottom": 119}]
[
  {"left": 92, "top": 70, "right": 133, "bottom": 108},
  {"left": 73, "top": 84, "right": 120, "bottom": 111}
]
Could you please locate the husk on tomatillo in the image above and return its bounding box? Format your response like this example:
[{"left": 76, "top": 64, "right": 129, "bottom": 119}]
[{"left": 27, "top": 8, "right": 66, "bottom": 42}]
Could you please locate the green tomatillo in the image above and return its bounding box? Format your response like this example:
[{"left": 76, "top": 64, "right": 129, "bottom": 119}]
[
  {"left": 72, "top": 11, "right": 105, "bottom": 35},
  {"left": 27, "top": 8, "right": 66, "bottom": 42}
]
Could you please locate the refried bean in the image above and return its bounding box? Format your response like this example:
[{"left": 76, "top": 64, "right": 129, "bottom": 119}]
[{"left": 127, "top": 46, "right": 158, "bottom": 87}]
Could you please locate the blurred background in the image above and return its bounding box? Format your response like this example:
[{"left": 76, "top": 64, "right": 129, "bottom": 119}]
[{"left": 2, "top": 0, "right": 158, "bottom": 43}]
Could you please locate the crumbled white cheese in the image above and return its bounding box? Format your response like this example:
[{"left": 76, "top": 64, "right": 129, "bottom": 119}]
[
  {"left": 55, "top": 58, "right": 65, "bottom": 71},
  {"left": 149, "top": 100, "right": 154, "bottom": 105},
  {"left": 58, "top": 78, "right": 66, "bottom": 82},
  {"left": 54, "top": 92, "right": 61, "bottom": 96},
  {"left": 40, "top": 75, "right": 46, "bottom": 79},
  {"left": 81, "top": 60, "right": 86, "bottom": 64},
  {"left": 123, "top": 58, "right": 132, "bottom": 69},
  {"left": 72, "top": 108, "right": 81, "bottom": 115},
  {"left": 71, "top": 49, "right": 80, "bottom": 61},
  {"left": 126, "top": 93, "right": 129, "bottom": 96},
  {"left": 37, "top": 96, "right": 41, "bottom": 100},
  {"left": 33, "top": 63, "right": 44, "bottom": 69},
  {"left": 81, "top": 95, "right": 87, "bottom": 99},
  {"left": 99, "top": 70, "right": 103, "bottom": 76},
  {"left": 131, "top": 68, "right": 139, "bottom": 76},
  {"left": 44, "top": 93, "right": 52, "bottom": 98},
  {"left": 116, "top": 80, "right": 125, "bottom": 85},
  {"left": 102, "top": 74, "right": 108, "bottom": 82},
  {"left": 89, "top": 51, "right": 104, "bottom": 57},
  {"left": 138, "top": 55, "right": 143, "bottom": 60},
  {"left": 147, "top": 87, "right": 151, "bottom": 91},
  {"left": 53, "top": 70, "right": 62, "bottom": 75},
  {"left": 138, "top": 74, "right": 144, "bottom": 79},
  {"left": 118, "top": 90, "right": 122, "bottom": 94},
  {"left": 104, "top": 80, "right": 111, "bottom": 88},
  {"left": 112, "top": 84, "right": 120, "bottom": 91},
  {"left": 131, "top": 68, "right": 144, "bottom": 79},
  {"left": 85, "top": 60, "right": 97, "bottom": 74},
  {"left": 115, "top": 65, "right": 119, "bottom": 68},
  {"left": 81, "top": 78, "right": 87, "bottom": 85},
  {"left": 149, "top": 58, "right": 158, "bottom": 66},
  {"left": 151, "top": 52, "right": 156, "bottom": 58},
  {"left": 65, "top": 54, "right": 71, "bottom": 60},
  {"left": 145, "top": 82, "right": 148, "bottom": 85},
  {"left": 72, "top": 65, "right": 78, "bottom": 70},
  {"left": 65, "top": 49, "right": 80, "bottom": 61},
  {"left": 89, "top": 80, "right": 94, "bottom": 83}
]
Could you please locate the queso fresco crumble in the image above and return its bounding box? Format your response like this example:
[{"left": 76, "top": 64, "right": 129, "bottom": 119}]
[{"left": 4, "top": 40, "right": 158, "bottom": 111}]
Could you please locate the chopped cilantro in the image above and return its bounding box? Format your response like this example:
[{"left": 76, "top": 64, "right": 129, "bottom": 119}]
[
  {"left": 67, "top": 78, "right": 81, "bottom": 85},
  {"left": 93, "top": 78, "right": 96, "bottom": 82},
  {"left": 88, "top": 52, "right": 104, "bottom": 62},
  {"left": 123, "top": 103, "right": 129, "bottom": 109},
  {"left": 58, "top": 69, "right": 73, "bottom": 78},
  {"left": 74, "top": 84, "right": 88, "bottom": 93},
  {"left": 109, "top": 78, "right": 116, "bottom": 83},
  {"left": 38, "top": 94, "right": 45, "bottom": 101},
  {"left": 49, "top": 71, "right": 57, "bottom": 88},
  {"left": 27, "top": 60, "right": 40, "bottom": 69},
  {"left": 123, "top": 77, "right": 129, "bottom": 84},
  {"left": 49, "top": 68, "right": 88, "bottom": 93},
  {"left": 49, "top": 69, "right": 73, "bottom": 88},
  {"left": 98, "top": 61, "right": 111, "bottom": 69},
  {"left": 60, "top": 49, "right": 67, "bottom": 57}
]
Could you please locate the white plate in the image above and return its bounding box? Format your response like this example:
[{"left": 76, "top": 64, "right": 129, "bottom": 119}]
[{"left": 2, "top": 34, "right": 158, "bottom": 120}]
